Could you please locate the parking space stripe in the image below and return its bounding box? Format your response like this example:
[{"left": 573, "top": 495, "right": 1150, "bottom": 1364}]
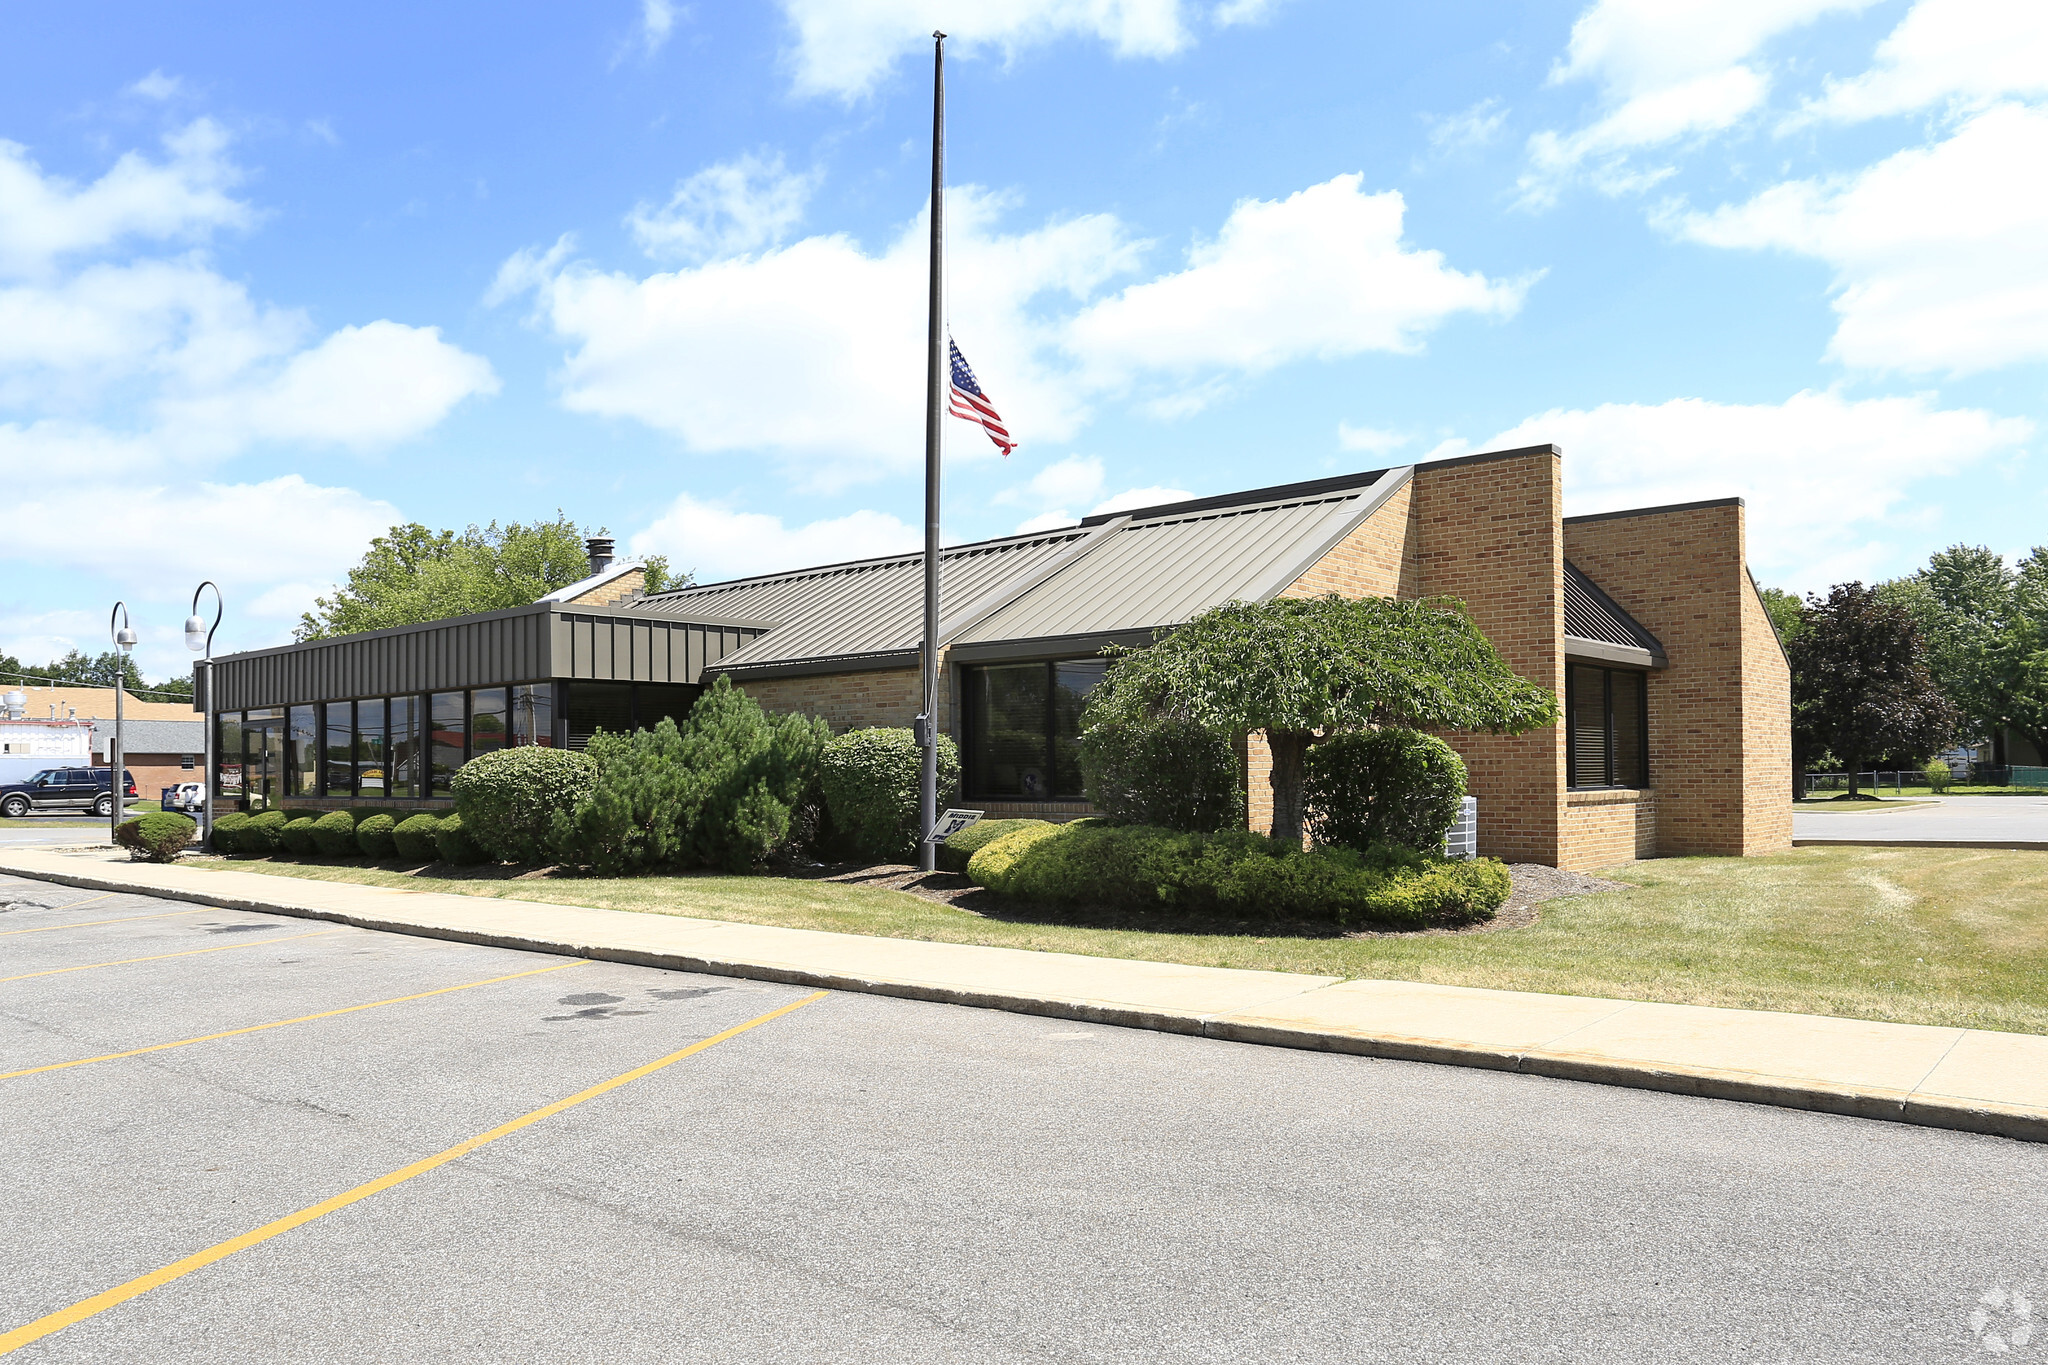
[
  {"left": 0, "top": 958, "right": 591, "bottom": 1081},
  {"left": 0, "top": 931, "right": 337, "bottom": 983},
  {"left": 0, "top": 908, "right": 209, "bottom": 937},
  {"left": 0, "top": 989, "right": 830, "bottom": 1355}
]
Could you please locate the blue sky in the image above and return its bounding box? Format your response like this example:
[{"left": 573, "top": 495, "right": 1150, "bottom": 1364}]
[{"left": 3, "top": 0, "right": 2044, "bottom": 682}]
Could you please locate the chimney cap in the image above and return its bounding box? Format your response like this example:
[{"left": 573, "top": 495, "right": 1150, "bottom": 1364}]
[{"left": 585, "top": 536, "right": 616, "bottom": 576}]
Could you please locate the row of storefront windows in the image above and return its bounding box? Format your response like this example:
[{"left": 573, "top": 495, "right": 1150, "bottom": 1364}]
[{"left": 220, "top": 684, "right": 554, "bottom": 810}]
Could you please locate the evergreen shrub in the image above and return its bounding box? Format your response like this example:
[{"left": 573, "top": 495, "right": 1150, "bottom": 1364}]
[
  {"left": 392, "top": 813, "right": 443, "bottom": 860},
  {"left": 355, "top": 812, "right": 398, "bottom": 858},
  {"left": 965, "top": 820, "right": 1507, "bottom": 929},
  {"left": 1076, "top": 716, "right": 1243, "bottom": 833},
  {"left": 210, "top": 811, "right": 251, "bottom": 853},
  {"left": 1304, "top": 727, "right": 1468, "bottom": 854},
  {"left": 433, "top": 812, "right": 486, "bottom": 865},
  {"left": 241, "top": 810, "right": 289, "bottom": 856},
  {"left": 311, "top": 810, "right": 359, "bottom": 856},
  {"left": 819, "top": 727, "right": 960, "bottom": 862},
  {"left": 114, "top": 812, "right": 197, "bottom": 862},
  {"left": 280, "top": 816, "right": 320, "bottom": 855},
  {"left": 936, "top": 818, "right": 1051, "bottom": 874},
  {"left": 453, "top": 746, "right": 597, "bottom": 865}
]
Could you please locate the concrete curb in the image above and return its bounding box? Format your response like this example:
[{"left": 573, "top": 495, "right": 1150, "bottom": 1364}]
[
  {"left": 6, "top": 852, "right": 2045, "bottom": 1146},
  {"left": 1792, "top": 839, "right": 2048, "bottom": 851}
]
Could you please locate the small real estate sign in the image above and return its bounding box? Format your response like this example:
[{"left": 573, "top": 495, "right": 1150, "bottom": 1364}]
[{"left": 924, "top": 808, "right": 984, "bottom": 844}]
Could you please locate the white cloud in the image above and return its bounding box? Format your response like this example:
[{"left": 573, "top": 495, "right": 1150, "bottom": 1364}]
[
  {"left": 1476, "top": 390, "right": 2033, "bottom": 586},
  {"left": 1798, "top": 0, "right": 2048, "bottom": 124},
  {"left": 994, "top": 453, "right": 1104, "bottom": 508},
  {"left": 630, "top": 493, "right": 920, "bottom": 581},
  {"left": 1014, "top": 510, "right": 1080, "bottom": 534},
  {"left": 778, "top": 0, "right": 1197, "bottom": 100},
  {"left": 1336, "top": 422, "right": 1408, "bottom": 455},
  {"left": 0, "top": 120, "right": 251, "bottom": 275},
  {"left": 1091, "top": 484, "right": 1192, "bottom": 513},
  {"left": 1213, "top": 0, "right": 1283, "bottom": 25},
  {"left": 126, "top": 70, "right": 184, "bottom": 101},
  {"left": 1066, "top": 174, "right": 1529, "bottom": 405},
  {"left": 1668, "top": 102, "right": 2048, "bottom": 374},
  {"left": 638, "top": 0, "right": 679, "bottom": 56},
  {"left": 1426, "top": 99, "right": 1508, "bottom": 154},
  {"left": 627, "top": 153, "right": 819, "bottom": 262},
  {"left": 1521, "top": 0, "right": 1877, "bottom": 205}
]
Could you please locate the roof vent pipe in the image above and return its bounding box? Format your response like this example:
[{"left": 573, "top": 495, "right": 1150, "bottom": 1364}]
[{"left": 586, "top": 536, "right": 615, "bottom": 577}]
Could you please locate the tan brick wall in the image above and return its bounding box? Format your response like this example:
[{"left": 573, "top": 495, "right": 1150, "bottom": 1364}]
[
  {"left": 1562, "top": 790, "right": 1657, "bottom": 867},
  {"left": 738, "top": 666, "right": 924, "bottom": 732},
  {"left": 1411, "top": 451, "right": 1567, "bottom": 865},
  {"left": 1277, "top": 476, "right": 1420, "bottom": 601},
  {"left": 564, "top": 567, "right": 648, "bottom": 608},
  {"left": 1564, "top": 503, "right": 1791, "bottom": 857}
]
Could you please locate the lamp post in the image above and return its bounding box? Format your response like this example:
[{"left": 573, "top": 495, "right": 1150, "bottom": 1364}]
[
  {"left": 186, "top": 583, "right": 223, "bottom": 852},
  {"left": 109, "top": 603, "right": 137, "bottom": 842}
]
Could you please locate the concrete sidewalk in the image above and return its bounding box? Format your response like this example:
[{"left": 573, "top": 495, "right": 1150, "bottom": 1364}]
[{"left": 5, "top": 844, "right": 2045, "bottom": 1145}]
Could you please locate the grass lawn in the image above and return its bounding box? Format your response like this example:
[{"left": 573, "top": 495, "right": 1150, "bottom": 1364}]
[{"left": 190, "top": 846, "right": 2048, "bottom": 1036}]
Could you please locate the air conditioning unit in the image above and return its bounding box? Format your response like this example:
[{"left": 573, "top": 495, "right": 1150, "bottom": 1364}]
[{"left": 1443, "top": 796, "right": 1478, "bottom": 860}]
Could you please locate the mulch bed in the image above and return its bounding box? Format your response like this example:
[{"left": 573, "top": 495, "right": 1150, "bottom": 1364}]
[{"left": 800, "top": 860, "right": 1631, "bottom": 939}]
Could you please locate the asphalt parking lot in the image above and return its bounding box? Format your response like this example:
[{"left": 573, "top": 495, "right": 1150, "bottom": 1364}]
[{"left": 3, "top": 872, "right": 2044, "bottom": 1362}]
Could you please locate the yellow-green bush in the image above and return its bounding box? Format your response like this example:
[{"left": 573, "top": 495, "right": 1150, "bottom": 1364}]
[{"left": 937, "top": 818, "right": 1051, "bottom": 874}]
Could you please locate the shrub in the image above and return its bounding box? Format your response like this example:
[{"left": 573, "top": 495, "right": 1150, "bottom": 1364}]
[
  {"left": 819, "top": 727, "right": 960, "bottom": 862},
  {"left": 311, "top": 810, "right": 359, "bottom": 857},
  {"left": 280, "top": 816, "right": 320, "bottom": 855},
  {"left": 965, "top": 820, "right": 1508, "bottom": 929},
  {"left": 393, "top": 813, "right": 443, "bottom": 860},
  {"left": 356, "top": 812, "right": 398, "bottom": 859},
  {"left": 453, "top": 746, "right": 598, "bottom": 865},
  {"left": 936, "top": 818, "right": 1051, "bottom": 874},
  {"left": 1076, "top": 716, "right": 1243, "bottom": 833},
  {"left": 433, "top": 812, "right": 487, "bottom": 865},
  {"left": 210, "top": 811, "right": 251, "bottom": 853},
  {"left": 114, "top": 811, "right": 197, "bottom": 862},
  {"left": 1304, "top": 727, "right": 1467, "bottom": 854},
  {"left": 239, "top": 809, "right": 289, "bottom": 856},
  {"left": 1924, "top": 759, "right": 1953, "bottom": 793},
  {"left": 562, "top": 678, "right": 831, "bottom": 875}
]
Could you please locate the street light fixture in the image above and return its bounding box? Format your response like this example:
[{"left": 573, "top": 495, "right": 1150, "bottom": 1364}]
[
  {"left": 186, "top": 582, "right": 223, "bottom": 852},
  {"left": 109, "top": 602, "right": 136, "bottom": 842}
]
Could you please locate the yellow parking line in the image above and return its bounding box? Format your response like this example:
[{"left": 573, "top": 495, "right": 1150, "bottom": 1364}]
[
  {"left": 0, "top": 932, "right": 337, "bottom": 983},
  {"left": 0, "top": 959, "right": 591, "bottom": 1081},
  {"left": 0, "top": 989, "right": 829, "bottom": 1355},
  {"left": 0, "top": 908, "right": 209, "bottom": 937}
]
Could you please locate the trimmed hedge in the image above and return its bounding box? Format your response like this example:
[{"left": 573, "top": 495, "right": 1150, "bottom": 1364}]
[
  {"left": 210, "top": 811, "right": 251, "bottom": 853},
  {"left": 1076, "top": 716, "right": 1243, "bottom": 833},
  {"left": 356, "top": 812, "right": 398, "bottom": 859},
  {"left": 936, "top": 818, "right": 1052, "bottom": 874},
  {"left": 453, "top": 746, "right": 597, "bottom": 865},
  {"left": 819, "top": 727, "right": 960, "bottom": 862},
  {"left": 280, "top": 816, "right": 320, "bottom": 855},
  {"left": 433, "top": 812, "right": 486, "bottom": 865},
  {"left": 392, "top": 813, "right": 443, "bottom": 861},
  {"left": 311, "top": 810, "right": 359, "bottom": 856},
  {"left": 241, "top": 810, "right": 289, "bottom": 856},
  {"left": 965, "top": 820, "right": 1508, "bottom": 929},
  {"left": 114, "top": 811, "right": 196, "bottom": 862},
  {"left": 1304, "top": 726, "right": 1467, "bottom": 855}
]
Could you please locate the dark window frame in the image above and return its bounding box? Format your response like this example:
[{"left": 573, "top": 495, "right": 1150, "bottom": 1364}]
[{"left": 1566, "top": 663, "right": 1650, "bottom": 790}]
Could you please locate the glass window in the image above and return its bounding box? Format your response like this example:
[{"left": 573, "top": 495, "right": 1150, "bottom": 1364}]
[
  {"left": 430, "top": 691, "right": 466, "bottom": 796},
  {"left": 510, "top": 683, "right": 554, "bottom": 748},
  {"left": 325, "top": 702, "right": 354, "bottom": 797},
  {"left": 566, "top": 682, "right": 634, "bottom": 750},
  {"left": 1567, "top": 664, "right": 1649, "bottom": 789},
  {"left": 288, "top": 704, "right": 319, "bottom": 798},
  {"left": 388, "top": 695, "right": 420, "bottom": 799},
  {"left": 217, "top": 712, "right": 245, "bottom": 802},
  {"left": 1051, "top": 660, "right": 1107, "bottom": 797},
  {"left": 356, "top": 699, "right": 387, "bottom": 797},
  {"left": 969, "top": 664, "right": 1052, "bottom": 798},
  {"left": 471, "top": 687, "right": 508, "bottom": 758}
]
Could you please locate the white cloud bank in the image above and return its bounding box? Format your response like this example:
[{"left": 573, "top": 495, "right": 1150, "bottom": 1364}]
[
  {"left": 1797, "top": 0, "right": 2048, "bottom": 124},
  {"left": 1460, "top": 390, "right": 2033, "bottom": 587},
  {"left": 1669, "top": 102, "right": 2048, "bottom": 374},
  {"left": 501, "top": 171, "right": 1524, "bottom": 487},
  {"left": 630, "top": 493, "right": 921, "bottom": 581}
]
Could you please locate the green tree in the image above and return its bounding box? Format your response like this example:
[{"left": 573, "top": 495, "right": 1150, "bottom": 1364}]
[
  {"left": 1789, "top": 583, "right": 1955, "bottom": 797},
  {"left": 1758, "top": 587, "right": 1806, "bottom": 646},
  {"left": 1084, "top": 595, "right": 1558, "bottom": 847},
  {"left": 296, "top": 514, "right": 686, "bottom": 641},
  {"left": 1879, "top": 544, "right": 2048, "bottom": 762}
]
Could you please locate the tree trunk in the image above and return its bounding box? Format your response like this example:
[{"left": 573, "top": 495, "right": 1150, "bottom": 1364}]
[
  {"left": 1267, "top": 729, "right": 1313, "bottom": 848},
  {"left": 1845, "top": 758, "right": 1863, "bottom": 799}
]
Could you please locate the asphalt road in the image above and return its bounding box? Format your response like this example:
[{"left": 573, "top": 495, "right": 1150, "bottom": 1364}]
[
  {"left": 1794, "top": 793, "right": 2048, "bottom": 843},
  {"left": 2, "top": 873, "right": 2043, "bottom": 1363}
]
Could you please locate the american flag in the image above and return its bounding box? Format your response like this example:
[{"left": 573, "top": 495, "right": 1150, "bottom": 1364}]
[{"left": 948, "top": 339, "right": 1015, "bottom": 456}]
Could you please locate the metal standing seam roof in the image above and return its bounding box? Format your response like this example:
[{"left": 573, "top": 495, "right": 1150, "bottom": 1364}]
[
  {"left": 1563, "top": 561, "right": 1666, "bottom": 659},
  {"left": 634, "top": 467, "right": 1410, "bottom": 670}
]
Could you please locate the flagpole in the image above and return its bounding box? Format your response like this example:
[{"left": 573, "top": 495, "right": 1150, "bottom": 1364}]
[{"left": 918, "top": 30, "right": 946, "bottom": 874}]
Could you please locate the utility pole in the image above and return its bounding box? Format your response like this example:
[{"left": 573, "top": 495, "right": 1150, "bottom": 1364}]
[{"left": 917, "top": 31, "right": 946, "bottom": 874}]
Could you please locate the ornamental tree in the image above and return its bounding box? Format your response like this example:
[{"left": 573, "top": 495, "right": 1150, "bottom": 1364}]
[
  {"left": 1788, "top": 582, "right": 1955, "bottom": 797},
  {"left": 1083, "top": 595, "right": 1558, "bottom": 847}
]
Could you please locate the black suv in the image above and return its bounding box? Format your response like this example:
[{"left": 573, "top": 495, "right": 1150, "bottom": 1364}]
[{"left": 0, "top": 768, "right": 138, "bottom": 818}]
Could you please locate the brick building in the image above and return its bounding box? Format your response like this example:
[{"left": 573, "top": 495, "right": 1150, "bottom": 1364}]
[{"left": 202, "top": 447, "right": 1790, "bottom": 868}]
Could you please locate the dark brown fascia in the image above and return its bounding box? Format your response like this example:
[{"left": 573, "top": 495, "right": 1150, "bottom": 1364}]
[{"left": 1563, "top": 496, "right": 1745, "bottom": 525}]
